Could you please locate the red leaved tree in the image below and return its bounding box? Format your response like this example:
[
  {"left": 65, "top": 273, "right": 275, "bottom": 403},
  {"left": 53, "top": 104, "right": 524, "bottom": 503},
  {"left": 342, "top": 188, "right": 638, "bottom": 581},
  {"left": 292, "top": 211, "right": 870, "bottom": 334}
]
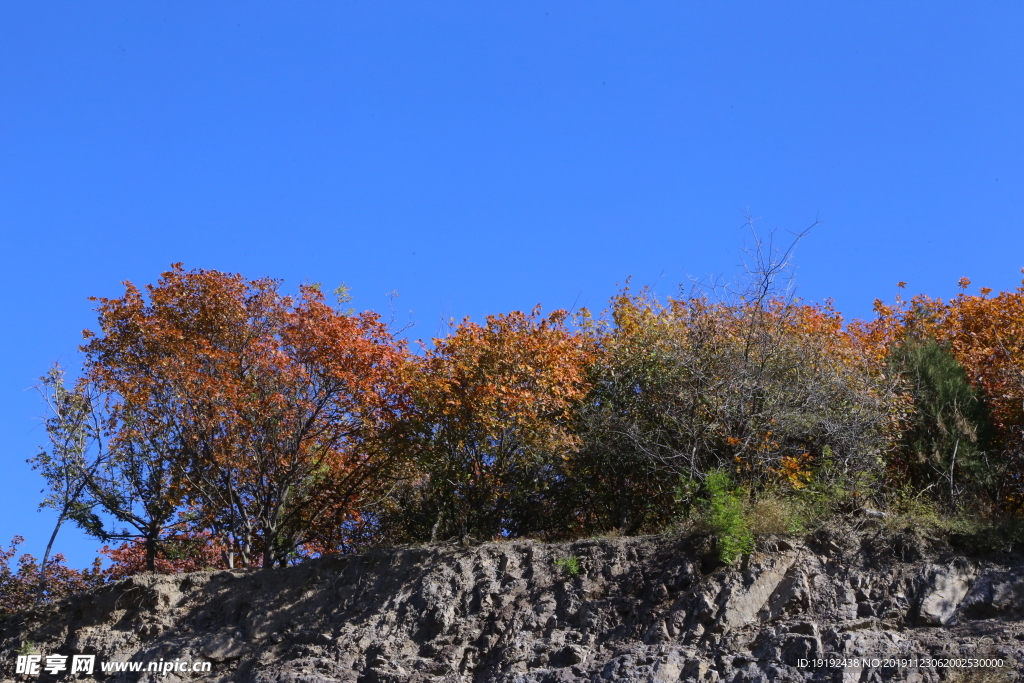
[
  {"left": 0, "top": 536, "right": 104, "bottom": 614},
  {"left": 101, "top": 530, "right": 226, "bottom": 580}
]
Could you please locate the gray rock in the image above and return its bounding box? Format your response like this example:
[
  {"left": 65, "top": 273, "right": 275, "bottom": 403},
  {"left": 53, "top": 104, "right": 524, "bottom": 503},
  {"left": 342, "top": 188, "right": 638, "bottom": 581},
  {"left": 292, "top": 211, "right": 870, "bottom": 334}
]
[
  {"left": 916, "top": 562, "right": 975, "bottom": 625},
  {"left": 1, "top": 527, "right": 1022, "bottom": 682}
]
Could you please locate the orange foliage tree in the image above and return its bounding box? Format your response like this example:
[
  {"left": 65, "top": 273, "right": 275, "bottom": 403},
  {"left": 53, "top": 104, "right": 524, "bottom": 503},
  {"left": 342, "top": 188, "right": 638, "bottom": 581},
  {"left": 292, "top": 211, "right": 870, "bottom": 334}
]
[
  {"left": 82, "top": 264, "right": 412, "bottom": 568},
  {"left": 393, "top": 308, "right": 593, "bottom": 541}
]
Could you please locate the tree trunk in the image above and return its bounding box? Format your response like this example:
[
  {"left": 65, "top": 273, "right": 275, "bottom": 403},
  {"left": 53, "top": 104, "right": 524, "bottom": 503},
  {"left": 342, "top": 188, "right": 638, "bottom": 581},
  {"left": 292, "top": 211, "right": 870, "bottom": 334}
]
[
  {"left": 431, "top": 508, "right": 444, "bottom": 543},
  {"left": 263, "top": 543, "right": 274, "bottom": 570},
  {"left": 36, "top": 511, "right": 66, "bottom": 604},
  {"left": 145, "top": 531, "right": 158, "bottom": 572}
]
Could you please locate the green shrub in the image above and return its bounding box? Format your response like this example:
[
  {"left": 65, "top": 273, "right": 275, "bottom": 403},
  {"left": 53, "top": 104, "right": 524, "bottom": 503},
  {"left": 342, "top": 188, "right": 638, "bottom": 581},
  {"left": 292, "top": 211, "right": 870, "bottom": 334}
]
[
  {"left": 554, "top": 555, "right": 582, "bottom": 577},
  {"left": 705, "top": 470, "right": 753, "bottom": 564}
]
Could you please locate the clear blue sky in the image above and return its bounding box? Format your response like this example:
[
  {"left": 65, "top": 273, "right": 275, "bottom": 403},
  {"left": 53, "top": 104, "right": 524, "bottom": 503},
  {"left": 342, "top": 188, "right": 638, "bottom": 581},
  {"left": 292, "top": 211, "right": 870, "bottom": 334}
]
[{"left": 4, "top": 2, "right": 1024, "bottom": 568}]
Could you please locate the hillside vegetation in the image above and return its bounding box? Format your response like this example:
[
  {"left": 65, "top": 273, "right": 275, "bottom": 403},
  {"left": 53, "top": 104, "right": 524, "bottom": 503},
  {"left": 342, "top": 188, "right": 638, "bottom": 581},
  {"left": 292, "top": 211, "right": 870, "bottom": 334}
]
[{"left": 8, "top": 245, "right": 1024, "bottom": 608}]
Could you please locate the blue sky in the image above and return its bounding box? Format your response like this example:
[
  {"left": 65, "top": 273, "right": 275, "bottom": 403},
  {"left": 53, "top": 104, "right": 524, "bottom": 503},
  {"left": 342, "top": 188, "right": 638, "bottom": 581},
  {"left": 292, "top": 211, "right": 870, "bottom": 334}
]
[{"left": 3, "top": 2, "right": 1024, "bottom": 568}]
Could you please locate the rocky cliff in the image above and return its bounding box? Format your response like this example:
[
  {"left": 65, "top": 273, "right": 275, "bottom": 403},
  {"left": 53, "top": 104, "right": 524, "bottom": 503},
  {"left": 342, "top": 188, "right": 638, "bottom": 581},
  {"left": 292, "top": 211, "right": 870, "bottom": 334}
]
[{"left": 2, "top": 518, "right": 1023, "bottom": 682}]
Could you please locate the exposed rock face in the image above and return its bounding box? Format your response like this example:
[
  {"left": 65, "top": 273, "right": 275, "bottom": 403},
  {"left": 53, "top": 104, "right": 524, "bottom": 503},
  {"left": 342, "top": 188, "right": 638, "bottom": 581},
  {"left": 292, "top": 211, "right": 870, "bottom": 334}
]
[{"left": 2, "top": 524, "right": 1022, "bottom": 682}]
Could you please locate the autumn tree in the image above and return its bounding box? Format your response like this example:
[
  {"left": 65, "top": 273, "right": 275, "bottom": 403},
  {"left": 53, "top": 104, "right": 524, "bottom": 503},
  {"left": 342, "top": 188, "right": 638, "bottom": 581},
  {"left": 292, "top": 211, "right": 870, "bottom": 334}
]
[
  {"left": 0, "top": 536, "right": 104, "bottom": 614},
  {"left": 565, "top": 289, "right": 711, "bottom": 534},
  {"left": 82, "top": 264, "right": 412, "bottom": 567},
  {"left": 564, "top": 224, "right": 905, "bottom": 534},
  {"left": 101, "top": 530, "right": 225, "bottom": 580},
  {"left": 389, "top": 308, "right": 593, "bottom": 542},
  {"left": 872, "top": 275, "right": 1024, "bottom": 517},
  {"left": 564, "top": 286, "right": 902, "bottom": 534}
]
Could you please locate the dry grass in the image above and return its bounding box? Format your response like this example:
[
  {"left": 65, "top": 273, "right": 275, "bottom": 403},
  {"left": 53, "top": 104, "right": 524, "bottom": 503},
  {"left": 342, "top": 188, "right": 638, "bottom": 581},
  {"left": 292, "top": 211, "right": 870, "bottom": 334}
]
[
  {"left": 746, "top": 496, "right": 799, "bottom": 535},
  {"left": 945, "top": 666, "right": 1017, "bottom": 683}
]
